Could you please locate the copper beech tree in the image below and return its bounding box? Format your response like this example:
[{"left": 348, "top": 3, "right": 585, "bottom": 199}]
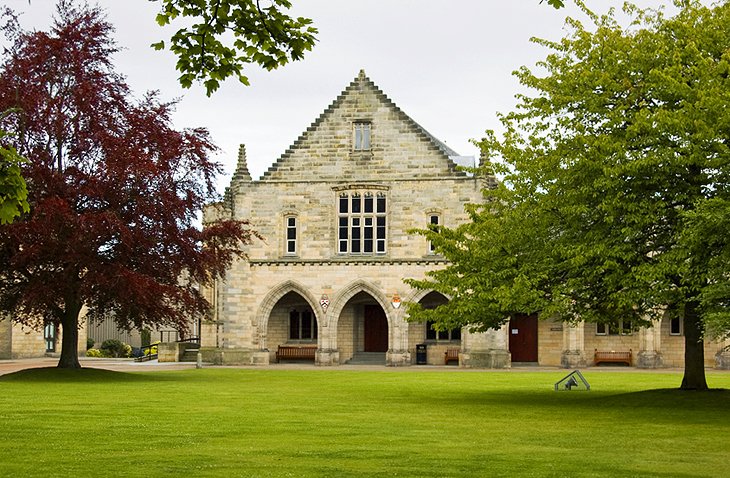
[{"left": 0, "top": 2, "right": 255, "bottom": 368}]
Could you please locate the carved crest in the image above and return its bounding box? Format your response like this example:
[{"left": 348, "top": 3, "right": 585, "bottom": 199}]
[
  {"left": 320, "top": 294, "right": 330, "bottom": 311},
  {"left": 392, "top": 293, "right": 401, "bottom": 309}
]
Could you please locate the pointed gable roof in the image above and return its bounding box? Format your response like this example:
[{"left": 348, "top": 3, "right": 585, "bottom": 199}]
[{"left": 259, "top": 70, "right": 466, "bottom": 182}]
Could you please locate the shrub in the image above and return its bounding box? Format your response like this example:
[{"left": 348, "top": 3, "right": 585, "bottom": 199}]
[
  {"left": 145, "top": 341, "right": 160, "bottom": 356},
  {"left": 86, "top": 348, "right": 103, "bottom": 358},
  {"left": 100, "top": 339, "right": 132, "bottom": 358},
  {"left": 86, "top": 337, "right": 95, "bottom": 350}
]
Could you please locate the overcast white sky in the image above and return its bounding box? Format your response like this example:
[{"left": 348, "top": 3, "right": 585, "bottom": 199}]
[{"left": 6, "top": 0, "right": 677, "bottom": 191}]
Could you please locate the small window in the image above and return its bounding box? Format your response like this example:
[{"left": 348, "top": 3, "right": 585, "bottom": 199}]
[
  {"left": 670, "top": 316, "right": 682, "bottom": 335},
  {"left": 596, "top": 320, "right": 632, "bottom": 336},
  {"left": 354, "top": 122, "right": 371, "bottom": 151},
  {"left": 428, "top": 214, "right": 440, "bottom": 253},
  {"left": 426, "top": 320, "right": 461, "bottom": 342},
  {"left": 289, "top": 308, "right": 317, "bottom": 341},
  {"left": 285, "top": 216, "right": 297, "bottom": 255}
]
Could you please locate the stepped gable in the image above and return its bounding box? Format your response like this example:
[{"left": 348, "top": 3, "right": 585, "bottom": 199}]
[{"left": 260, "top": 70, "right": 466, "bottom": 180}]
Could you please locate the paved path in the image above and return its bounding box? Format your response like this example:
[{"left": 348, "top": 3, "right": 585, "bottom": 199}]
[{"left": 0, "top": 357, "right": 700, "bottom": 376}]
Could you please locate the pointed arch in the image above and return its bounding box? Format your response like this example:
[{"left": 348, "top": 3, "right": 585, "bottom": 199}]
[
  {"left": 328, "top": 279, "right": 391, "bottom": 327},
  {"left": 403, "top": 289, "right": 451, "bottom": 307},
  {"left": 256, "top": 280, "right": 321, "bottom": 337}
]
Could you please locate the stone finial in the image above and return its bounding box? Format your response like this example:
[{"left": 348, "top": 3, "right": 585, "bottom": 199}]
[
  {"left": 232, "top": 144, "right": 252, "bottom": 182},
  {"left": 358, "top": 69, "right": 367, "bottom": 80}
]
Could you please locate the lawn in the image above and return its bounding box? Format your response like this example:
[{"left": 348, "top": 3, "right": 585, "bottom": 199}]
[{"left": 0, "top": 367, "right": 728, "bottom": 477}]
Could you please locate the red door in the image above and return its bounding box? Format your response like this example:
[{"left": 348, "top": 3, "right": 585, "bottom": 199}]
[
  {"left": 364, "top": 305, "right": 388, "bottom": 352},
  {"left": 509, "top": 314, "right": 538, "bottom": 362}
]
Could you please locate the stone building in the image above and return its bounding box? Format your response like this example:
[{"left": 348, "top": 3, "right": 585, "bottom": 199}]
[
  {"left": 0, "top": 317, "right": 86, "bottom": 360},
  {"left": 201, "top": 71, "right": 730, "bottom": 369}
]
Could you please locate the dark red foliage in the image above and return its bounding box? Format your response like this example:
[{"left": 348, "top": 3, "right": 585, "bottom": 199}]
[{"left": 0, "top": 1, "right": 255, "bottom": 367}]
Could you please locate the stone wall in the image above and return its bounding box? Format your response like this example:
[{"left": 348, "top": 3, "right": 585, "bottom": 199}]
[{"left": 537, "top": 319, "right": 563, "bottom": 366}]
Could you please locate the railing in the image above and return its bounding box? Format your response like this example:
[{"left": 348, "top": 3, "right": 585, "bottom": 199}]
[
  {"left": 134, "top": 336, "right": 200, "bottom": 362},
  {"left": 135, "top": 342, "right": 159, "bottom": 362},
  {"left": 159, "top": 329, "right": 200, "bottom": 344},
  {"left": 159, "top": 330, "right": 179, "bottom": 343},
  {"left": 177, "top": 337, "right": 200, "bottom": 345}
]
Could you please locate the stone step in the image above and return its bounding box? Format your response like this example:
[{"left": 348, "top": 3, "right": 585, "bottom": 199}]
[
  {"left": 180, "top": 349, "right": 200, "bottom": 362},
  {"left": 347, "top": 352, "right": 386, "bottom": 365}
]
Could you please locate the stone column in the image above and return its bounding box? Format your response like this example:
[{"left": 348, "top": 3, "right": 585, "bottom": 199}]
[
  {"left": 315, "top": 307, "right": 339, "bottom": 366},
  {"left": 561, "top": 321, "right": 586, "bottom": 368},
  {"left": 637, "top": 319, "right": 662, "bottom": 368},
  {"left": 386, "top": 310, "right": 411, "bottom": 367},
  {"left": 460, "top": 324, "right": 511, "bottom": 368},
  {"left": 715, "top": 338, "right": 730, "bottom": 370}
]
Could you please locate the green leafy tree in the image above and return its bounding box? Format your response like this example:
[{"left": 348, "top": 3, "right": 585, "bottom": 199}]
[
  {"left": 151, "top": 0, "right": 318, "bottom": 95},
  {"left": 542, "top": 0, "right": 566, "bottom": 7},
  {"left": 407, "top": 1, "right": 730, "bottom": 390},
  {"left": 151, "top": 0, "right": 565, "bottom": 95},
  {"left": 0, "top": 129, "right": 29, "bottom": 224}
]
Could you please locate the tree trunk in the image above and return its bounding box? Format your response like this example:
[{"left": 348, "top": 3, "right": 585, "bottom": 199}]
[
  {"left": 57, "top": 300, "right": 82, "bottom": 369},
  {"left": 680, "top": 301, "right": 708, "bottom": 390}
]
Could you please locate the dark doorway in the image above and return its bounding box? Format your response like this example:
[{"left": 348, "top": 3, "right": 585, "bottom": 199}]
[
  {"left": 364, "top": 305, "right": 388, "bottom": 352},
  {"left": 509, "top": 314, "right": 538, "bottom": 362}
]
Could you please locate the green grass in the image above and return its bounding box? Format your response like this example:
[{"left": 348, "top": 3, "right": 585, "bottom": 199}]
[{"left": 1, "top": 368, "right": 729, "bottom": 477}]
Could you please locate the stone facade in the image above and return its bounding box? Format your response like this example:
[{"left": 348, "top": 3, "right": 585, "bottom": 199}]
[
  {"left": 202, "top": 71, "right": 729, "bottom": 370},
  {"left": 202, "top": 71, "right": 509, "bottom": 367},
  {"left": 0, "top": 315, "right": 87, "bottom": 360}
]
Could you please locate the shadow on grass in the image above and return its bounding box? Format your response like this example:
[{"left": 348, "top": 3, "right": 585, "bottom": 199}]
[
  {"left": 448, "top": 387, "right": 730, "bottom": 415},
  {"left": 590, "top": 388, "right": 730, "bottom": 409},
  {"left": 0, "top": 367, "right": 174, "bottom": 383}
]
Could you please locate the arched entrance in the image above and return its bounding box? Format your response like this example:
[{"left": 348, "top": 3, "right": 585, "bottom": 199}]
[
  {"left": 337, "top": 291, "right": 389, "bottom": 363},
  {"left": 266, "top": 291, "right": 318, "bottom": 363}
]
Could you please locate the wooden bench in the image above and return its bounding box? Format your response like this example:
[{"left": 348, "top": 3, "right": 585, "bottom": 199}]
[
  {"left": 276, "top": 345, "right": 317, "bottom": 363},
  {"left": 444, "top": 348, "right": 459, "bottom": 365},
  {"left": 594, "top": 348, "right": 632, "bottom": 366}
]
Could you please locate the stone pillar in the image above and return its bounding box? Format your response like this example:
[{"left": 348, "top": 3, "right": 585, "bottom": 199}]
[
  {"left": 561, "top": 321, "right": 587, "bottom": 368},
  {"left": 637, "top": 319, "right": 663, "bottom": 368},
  {"left": 200, "top": 320, "right": 219, "bottom": 348},
  {"left": 715, "top": 338, "right": 730, "bottom": 370},
  {"left": 460, "top": 324, "right": 511, "bottom": 368},
  {"left": 315, "top": 309, "right": 339, "bottom": 366},
  {"left": 386, "top": 308, "right": 410, "bottom": 367}
]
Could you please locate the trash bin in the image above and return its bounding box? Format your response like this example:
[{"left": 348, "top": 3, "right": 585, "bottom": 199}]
[{"left": 416, "top": 343, "right": 427, "bottom": 365}]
